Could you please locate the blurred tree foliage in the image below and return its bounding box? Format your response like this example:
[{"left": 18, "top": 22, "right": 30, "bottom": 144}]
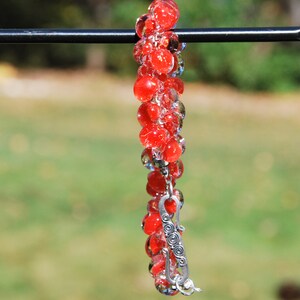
[{"left": 0, "top": 0, "right": 299, "bottom": 91}]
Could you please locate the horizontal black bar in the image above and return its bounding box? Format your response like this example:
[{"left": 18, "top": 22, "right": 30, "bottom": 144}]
[
  {"left": 0, "top": 27, "right": 299, "bottom": 44},
  {"left": 178, "top": 27, "right": 300, "bottom": 43}
]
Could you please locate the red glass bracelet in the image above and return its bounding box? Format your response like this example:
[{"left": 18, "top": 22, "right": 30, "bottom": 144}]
[{"left": 133, "top": 0, "right": 201, "bottom": 296}]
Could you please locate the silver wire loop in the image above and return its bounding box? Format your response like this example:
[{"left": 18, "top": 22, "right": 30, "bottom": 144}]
[
  {"left": 162, "top": 248, "right": 176, "bottom": 284},
  {"left": 175, "top": 277, "right": 202, "bottom": 296},
  {"left": 166, "top": 179, "right": 174, "bottom": 198}
]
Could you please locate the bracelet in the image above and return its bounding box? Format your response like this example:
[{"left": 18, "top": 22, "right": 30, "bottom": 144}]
[{"left": 133, "top": 0, "right": 201, "bottom": 296}]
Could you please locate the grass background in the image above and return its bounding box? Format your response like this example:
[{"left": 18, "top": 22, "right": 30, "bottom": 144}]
[{"left": 0, "top": 70, "right": 299, "bottom": 300}]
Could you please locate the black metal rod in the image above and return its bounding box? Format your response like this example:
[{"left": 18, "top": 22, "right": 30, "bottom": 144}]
[{"left": 0, "top": 27, "right": 299, "bottom": 44}]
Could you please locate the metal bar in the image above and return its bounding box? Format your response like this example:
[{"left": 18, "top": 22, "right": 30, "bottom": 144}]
[
  {"left": 177, "top": 27, "right": 300, "bottom": 43},
  {"left": 0, "top": 27, "right": 299, "bottom": 44}
]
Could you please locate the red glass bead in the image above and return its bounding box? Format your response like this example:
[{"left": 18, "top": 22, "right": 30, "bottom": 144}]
[
  {"left": 144, "top": 18, "right": 157, "bottom": 36},
  {"left": 147, "top": 198, "right": 159, "bottom": 213},
  {"left": 169, "top": 159, "right": 184, "bottom": 179},
  {"left": 146, "top": 182, "right": 162, "bottom": 197},
  {"left": 165, "top": 198, "right": 177, "bottom": 214},
  {"left": 137, "top": 103, "right": 151, "bottom": 127},
  {"left": 150, "top": 254, "right": 166, "bottom": 276},
  {"left": 135, "top": 14, "right": 149, "bottom": 38},
  {"left": 149, "top": 0, "right": 179, "bottom": 12},
  {"left": 160, "top": 31, "right": 180, "bottom": 53},
  {"left": 139, "top": 124, "right": 169, "bottom": 149},
  {"left": 143, "top": 55, "right": 155, "bottom": 70},
  {"left": 137, "top": 65, "right": 153, "bottom": 78},
  {"left": 134, "top": 76, "right": 159, "bottom": 102},
  {"left": 150, "top": 235, "right": 165, "bottom": 255},
  {"left": 145, "top": 234, "right": 165, "bottom": 257},
  {"left": 142, "top": 213, "right": 162, "bottom": 235},
  {"left": 149, "top": 49, "right": 174, "bottom": 74},
  {"left": 162, "top": 113, "right": 180, "bottom": 135},
  {"left": 159, "top": 34, "right": 170, "bottom": 49},
  {"left": 134, "top": 39, "right": 153, "bottom": 63},
  {"left": 165, "top": 77, "right": 184, "bottom": 94},
  {"left": 137, "top": 103, "right": 152, "bottom": 127},
  {"left": 133, "top": 40, "right": 144, "bottom": 63},
  {"left": 156, "top": 73, "right": 168, "bottom": 82},
  {"left": 151, "top": 1, "right": 180, "bottom": 30},
  {"left": 136, "top": 14, "right": 156, "bottom": 38},
  {"left": 164, "top": 190, "right": 184, "bottom": 214},
  {"left": 145, "top": 236, "right": 153, "bottom": 257},
  {"left": 147, "top": 103, "right": 161, "bottom": 122},
  {"left": 160, "top": 95, "right": 172, "bottom": 110},
  {"left": 147, "top": 171, "right": 166, "bottom": 193},
  {"left": 174, "top": 78, "right": 184, "bottom": 94},
  {"left": 143, "top": 40, "right": 153, "bottom": 56},
  {"left": 163, "top": 139, "right": 182, "bottom": 163}
]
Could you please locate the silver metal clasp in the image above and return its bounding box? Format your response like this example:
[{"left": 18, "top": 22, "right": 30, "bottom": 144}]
[
  {"left": 159, "top": 194, "right": 201, "bottom": 296},
  {"left": 163, "top": 248, "right": 202, "bottom": 296},
  {"left": 176, "top": 277, "right": 202, "bottom": 296}
]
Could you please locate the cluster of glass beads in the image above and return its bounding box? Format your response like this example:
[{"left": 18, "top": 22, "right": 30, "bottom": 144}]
[{"left": 133, "top": 0, "right": 191, "bottom": 296}]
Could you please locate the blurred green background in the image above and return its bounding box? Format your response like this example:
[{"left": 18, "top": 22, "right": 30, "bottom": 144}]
[{"left": 0, "top": 1, "right": 300, "bottom": 300}]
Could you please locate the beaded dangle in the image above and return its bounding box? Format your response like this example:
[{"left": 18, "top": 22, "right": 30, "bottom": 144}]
[{"left": 133, "top": 0, "right": 201, "bottom": 296}]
